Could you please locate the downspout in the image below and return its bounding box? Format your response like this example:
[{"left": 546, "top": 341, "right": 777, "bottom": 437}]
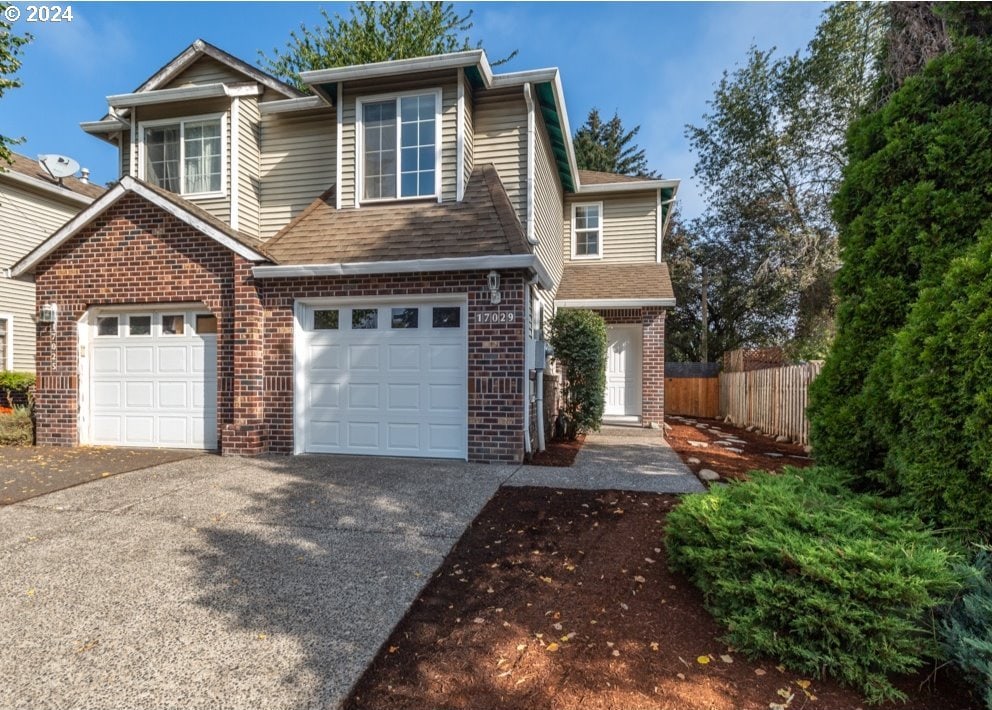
[
  {"left": 536, "top": 339, "right": 547, "bottom": 452},
  {"left": 523, "top": 281, "right": 533, "bottom": 456},
  {"left": 522, "top": 83, "right": 538, "bottom": 245}
]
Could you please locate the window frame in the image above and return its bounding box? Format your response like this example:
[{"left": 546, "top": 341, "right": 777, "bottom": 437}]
[
  {"left": 137, "top": 113, "right": 227, "bottom": 199},
  {"left": 0, "top": 313, "right": 12, "bottom": 371},
  {"left": 355, "top": 88, "right": 443, "bottom": 206},
  {"left": 571, "top": 201, "right": 604, "bottom": 260}
]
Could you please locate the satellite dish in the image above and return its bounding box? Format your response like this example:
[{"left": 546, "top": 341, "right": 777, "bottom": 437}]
[{"left": 38, "top": 154, "right": 80, "bottom": 183}]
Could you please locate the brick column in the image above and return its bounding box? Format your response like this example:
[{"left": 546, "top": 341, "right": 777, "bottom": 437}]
[
  {"left": 641, "top": 306, "right": 667, "bottom": 425},
  {"left": 222, "top": 256, "right": 266, "bottom": 454}
]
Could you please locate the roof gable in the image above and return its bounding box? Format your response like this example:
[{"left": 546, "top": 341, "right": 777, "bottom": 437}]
[{"left": 11, "top": 176, "right": 269, "bottom": 277}]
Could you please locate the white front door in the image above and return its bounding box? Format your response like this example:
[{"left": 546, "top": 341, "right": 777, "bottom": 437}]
[
  {"left": 604, "top": 325, "right": 642, "bottom": 417},
  {"left": 88, "top": 309, "right": 218, "bottom": 449},
  {"left": 298, "top": 299, "right": 468, "bottom": 459}
]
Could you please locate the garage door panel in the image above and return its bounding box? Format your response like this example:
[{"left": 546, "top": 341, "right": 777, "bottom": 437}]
[
  {"left": 125, "top": 416, "right": 154, "bottom": 443},
  {"left": 386, "top": 423, "right": 421, "bottom": 451},
  {"left": 158, "top": 346, "right": 188, "bottom": 373},
  {"left": 93, "top": 347, "right": 122, "bottom": 374},
  {"left": 429, "top": 424, "right": 464, "bottom": 453},
  {"left": 310, "top": 382, "right": 340, "bottom": 408},
  {"left": 125, "top": 381, "right": 154, "bottom": 408},
  {"left": 348, "top": 345, "right": 380, "bottom": 370},
  {"left": 387, "top": 344, "right": 421, "bottom": 371},
  {"left": 309, "top": 343, "right": 341, "bottom": 371},
  {"left": 89, "top": 310, "right": 217, "bottom": 450},
  {"left": 159, "top": 381, "right": 188, "bottom": 408},
  {"left": 347, "top": 421, "right": 380, "bottom": 448},
  {"left": 348, "top": 383, "right": 380, "bottom": 409},
  {"left": 429, "top": 343, "right": 463, "bottom": 371},
  {"left": 92, "top": 382, "right": 122, "bottom": 408},
  {"left": 125, "top": 347, "right": 154, "bottom": 374},
  {"left": 387, "top": 383, "right": 420, "bottom": 410},
  {"left": 429, "top": 384, "right": 463, "bottom": 413}
]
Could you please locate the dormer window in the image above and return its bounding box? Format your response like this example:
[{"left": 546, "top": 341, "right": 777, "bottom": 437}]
[
  {"left": 358, "top": 90, "right": 441, "bottom": 202},
  {"left": 141, "top": 115, "right": 224, "bottom": 196}
]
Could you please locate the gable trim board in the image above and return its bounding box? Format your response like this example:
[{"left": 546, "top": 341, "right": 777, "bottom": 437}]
[
  {"left": 301, "top": 50, "right": 494, "bottom": 92},
  {"left": 11, "top": 176, "right": 268, "bottom": 278}
]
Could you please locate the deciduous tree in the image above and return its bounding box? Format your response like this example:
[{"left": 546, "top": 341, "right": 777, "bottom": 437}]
[{"left": 0, "top": 4, "right": 30, "bottom": 165}]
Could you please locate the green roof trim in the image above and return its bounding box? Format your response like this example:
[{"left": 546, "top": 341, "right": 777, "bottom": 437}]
[
  {"left": 464, "top": 66, "right": 485, "bottom": 90},
  {"left": 316, "top": 82, "right": 338, "bottom": 104},
  {"left": 534, "top": 82, "right": 575, "bottom": 192},
  {"left": 661, "top": 186, "right": 676, "bottom": 231}
]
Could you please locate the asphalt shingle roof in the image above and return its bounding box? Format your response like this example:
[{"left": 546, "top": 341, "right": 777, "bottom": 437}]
[
  {"left": 3, "top": 152, "right": 106, "bottom": 200},
  {"left": 556, "top": 262, "right": 675, "bottom": 301}
]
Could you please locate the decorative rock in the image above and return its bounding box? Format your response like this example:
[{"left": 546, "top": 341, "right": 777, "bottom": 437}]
[
  {"left": 694, "top": 423, "right": 708, "bottom": 429},
  {"left": 688, "top": 457, "right": 701, "bottom": 465},
  {"left": 699, "top": 468, "right": 720, "bottom": 481},
  {"left": 714, "top": 440, "right": 735, "bottom": 446},
  {"left": 687, "top": 440, "right": 709, "bottom": 448},
  {"left": 763, "top": 452, "right": 784, "bottom": 458},
  {"left": 727, "top": 438, "right": 747, "bottom": 444},
  {"left": 725, "top": 447, "right": 744, "bottom": 454},
  {"left": 775, "top": 434, "right": 790, "bottom": 443},
  {"left": 648, "top": 421, "right": 661, "bottom": 430},
  {"left": 746, "top": 425, "right": 756, "bottom": 432}
]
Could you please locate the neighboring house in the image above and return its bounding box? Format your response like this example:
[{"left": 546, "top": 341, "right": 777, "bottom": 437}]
[
  {"left": 0, "top": 153, "right": 104, "bottom": 372},
  {"left": 11, "top": 39, "right": 678, "bottom": 462}
]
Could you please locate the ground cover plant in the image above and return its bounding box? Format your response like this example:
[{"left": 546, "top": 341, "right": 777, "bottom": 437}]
[
  {"left": 941, "top": 548, "right": 992, "bottom": 708},
  {"left": 0, "top": 406, "right": 32, "bottom": 445},
  {"left": 666, "top": 468, "right": 961, "bottom": 704}
]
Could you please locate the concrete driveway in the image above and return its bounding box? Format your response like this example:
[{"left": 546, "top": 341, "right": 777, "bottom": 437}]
[{"left": 0, "top": 454, "right": 516, "bottom": 710}]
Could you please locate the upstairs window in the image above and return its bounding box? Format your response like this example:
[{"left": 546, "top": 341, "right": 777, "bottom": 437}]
[
  {"left": 572, "top": 203, "right": 603, "bottom": 259},
  {"left": 360, "top": 91, "right": 439, "bottom": 201},
  {"left": 143, "top": 116, "right": 223, "bottom": 196},
  {"left": 0, "top": 315, "right": 11, "bottom": 371}
]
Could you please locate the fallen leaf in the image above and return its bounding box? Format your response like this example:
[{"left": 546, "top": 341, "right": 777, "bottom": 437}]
[
  {"left": 388, "top": 645, "right": 399, "bottom": 654},
  {"left": 795, "top": 680, "right": 811, "bottom": 689},
  {"left": 697, "top": 655, "right": 711, "bottom": 664},
  {"left": 633, "top": 575, "right": 646, "bottom": 583},
  {"left": 546, "top": 642, "right": 559, "bottom": 652},
  {"left": 611, "top": 649, "right": 620, "bottom": 657},
  {"left": 539, "top": 576, "right": 553, "bottom": 584},
  {"left": 516, "top": 644, "right": 527, "bottom": 651},
  {"left": 755, "top": 668, "right": 767, "bottom": 676},
  {"left": 777, "top": 688, "right": 792, "bottom": 699},
  {"left": 650, "top": 642, "right": 660, "bottom": 652},
  {"left": 677, "top": 672, "right": 686, "bottom": 680},
  {"left": 472, "top": 617, "right": 485, "bottom": 624},
  {"left": 720, "top": 654, "right": 734, "bottom": 664}
]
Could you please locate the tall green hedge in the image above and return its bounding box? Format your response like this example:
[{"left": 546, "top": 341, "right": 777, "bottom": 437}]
[
  {"left": 808, "top": 38, "right": 992, "bottom": 482},
  {"left": 549, "top": 309, "right": 607, "bottom": 438},
  {"left": 886, "top": 225, "right": 992, "bottom": 534}
]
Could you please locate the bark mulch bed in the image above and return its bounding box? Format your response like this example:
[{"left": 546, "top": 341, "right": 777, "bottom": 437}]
[
  {"left": 345, "top": 487, "right": 977, "bottom": 710},
  {"left": 527, "top": 434, "right": 586, "bottom": 467},
  {"left": 665, "top": 416, "right": 812, "bottom": 481}
]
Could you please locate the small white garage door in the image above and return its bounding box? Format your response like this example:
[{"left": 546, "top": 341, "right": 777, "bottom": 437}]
[
  {"left": 88, "top": 310, "right": 218, "bottom": 449},
  {"left": 298, "top": 300, "right": 468, "bottom": 459}
]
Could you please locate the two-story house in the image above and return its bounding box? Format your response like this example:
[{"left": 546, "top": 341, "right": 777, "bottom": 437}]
[
  {"left": 0, "top": 153, "right": 104, "bottom": 372},
  {"left": 11, "top": 40, "right": 677, "bottom": 463}
]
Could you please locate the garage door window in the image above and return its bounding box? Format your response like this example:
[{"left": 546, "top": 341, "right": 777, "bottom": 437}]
[
  {"left": 129, "top": 315, "right": 152, "bottom": 336},
  {"left": 97, "top": 316, "right": 119, "bottom": 337},
  {"left": 352, "top": 308, "right": 378, "bottom": 329},
  {"left": 162, "top": 314, "right": 185, "bottom": 335},
  {"left": 391, "top": 307, "right": 419, "bottom": 329},
  {"left": 432, "top": 307, "right": 460, "bottom": 328},
  {"left": 195, "top": 314, "right": 218, "bottom": 334},
  {"left": 314, "top": 309, "right": 339, "bottom": 330}
]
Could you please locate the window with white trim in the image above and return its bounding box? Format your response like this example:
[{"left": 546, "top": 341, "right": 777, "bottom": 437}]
[
  {"left": 572, "top": 203, "right": 603, "bottom": 258},
  {"left": 0, "top": 315, "right": 11, "bottom": 371},
  {"left": 360, "top": 92, "right": 439, "bottom": 201},
  {"left": 143, "top": 116, "right": 223, "bottom": 195}
]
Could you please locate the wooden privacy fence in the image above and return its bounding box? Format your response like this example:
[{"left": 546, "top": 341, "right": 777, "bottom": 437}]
[
  {"left": 665, "top": 362, "right": 720, "bottom": 418},
  {"left": 719, "top": 362, "right": 823, "bottom": 446}
]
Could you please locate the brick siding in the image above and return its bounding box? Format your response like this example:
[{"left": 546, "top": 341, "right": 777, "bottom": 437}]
[{"left": 32, "top": 193, "right": 528, "bottom": 463}]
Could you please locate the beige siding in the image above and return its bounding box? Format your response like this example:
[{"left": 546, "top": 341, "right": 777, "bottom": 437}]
[
  {"left": 131, "top": 99, "right": 233, "bottom": 225},
  {"left": 119, "top": 130, "right": 131, "bottom": 177},
  {"left": 340, "top": 71, "right": 458, "bottom": 208},
  {"left": 165, "top": 57, "right": 246, "bottom": 88},
  {"left": 563, "top": 192, "right": 658, "bottom": 264},
  {"left": 236, "top": 96, "right": 261, "bottom": 238},
  {"left": 533, "top": 113, "right": 565, "bottom": 289},
  {"left": 463, "top": 82, "right": 475, "bottom": 190},
  {"left": 259, "top": 108, "right": 336, "bottom": 238},
  {"left": 0, "top": 182, "right": 83, "bottom": 371},
  {"left": 474, "top": 86, "right": 527, "bottom": 225}
]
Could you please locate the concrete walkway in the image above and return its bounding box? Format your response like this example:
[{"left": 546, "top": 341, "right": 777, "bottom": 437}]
[{"left": 507, "top": 424, "right": 706, "bottom": 493}]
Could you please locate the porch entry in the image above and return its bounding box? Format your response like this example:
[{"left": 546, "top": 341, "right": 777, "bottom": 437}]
[{"left": 604, "top": 325, "right": 642, "bottom": 418}]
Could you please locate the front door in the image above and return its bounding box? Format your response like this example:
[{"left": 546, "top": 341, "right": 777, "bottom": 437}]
[{"left": 604, "top": 325, "right": 642, "bottom": 417}]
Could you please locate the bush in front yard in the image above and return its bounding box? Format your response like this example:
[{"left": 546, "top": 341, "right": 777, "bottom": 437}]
[
  {"left": 0, "top": 370, "right": 35, "bottom": 408},
  {"left": 940, "top": 547, "right": 992, "bottom": 708},
  {"left": 666, "top": 467, "right": 961, "bottom": 704},
  {"left": 549, "top": 309, "right": 607, "bottom": 439},
  {"left": 0, "top": 406, "right": 33, "bottom": 445}
]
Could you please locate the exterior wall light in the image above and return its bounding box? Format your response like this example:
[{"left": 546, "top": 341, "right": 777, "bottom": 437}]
[{"left": 487, "top": 270, "right": 502, "bottom": 305}]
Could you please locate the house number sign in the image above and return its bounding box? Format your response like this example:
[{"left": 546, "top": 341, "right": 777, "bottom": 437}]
[{"left": 476, "top": 311, "right": 517, "bottom": 323}]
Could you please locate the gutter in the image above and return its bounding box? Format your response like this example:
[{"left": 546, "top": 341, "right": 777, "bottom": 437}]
[
  {"left": 301, "top": 50, "right": 493, "bottom": 88},
  {"left": 555, "top": 298, "right": 676, "bottom": 308},
  {"left": 253, "top": 254, "right": 555, "bottom": 290},
  {"left": 576, "top": 178, "right": 680, "bottom": 194}
]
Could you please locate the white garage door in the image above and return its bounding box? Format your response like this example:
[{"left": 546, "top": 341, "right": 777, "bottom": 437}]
[
  {"left": 88, "top": 310, "right": 218, "bottom": 449},
  {"left": 299, "top": 300, "right": 467, "bottom": 459}
]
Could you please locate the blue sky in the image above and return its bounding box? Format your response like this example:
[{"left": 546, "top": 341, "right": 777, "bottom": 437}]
[{"left": 4, "top": 1, "right": 826, "bottom": 219}]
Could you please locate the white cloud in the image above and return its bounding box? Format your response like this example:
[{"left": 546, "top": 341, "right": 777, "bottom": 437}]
[{"left": 29, "top": 11, "right": 135, "bottom": 77}]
